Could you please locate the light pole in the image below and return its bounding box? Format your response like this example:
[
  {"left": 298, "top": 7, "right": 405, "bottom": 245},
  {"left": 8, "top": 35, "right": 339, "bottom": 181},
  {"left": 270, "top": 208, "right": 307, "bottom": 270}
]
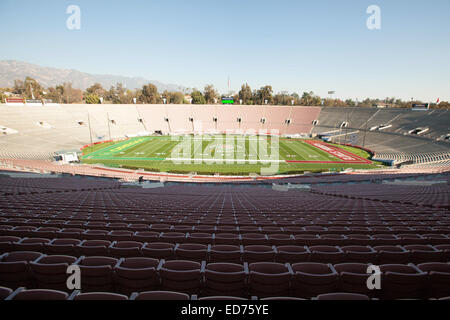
[{"left": 328, "top": 91, "right": 335, "bottom": 106}]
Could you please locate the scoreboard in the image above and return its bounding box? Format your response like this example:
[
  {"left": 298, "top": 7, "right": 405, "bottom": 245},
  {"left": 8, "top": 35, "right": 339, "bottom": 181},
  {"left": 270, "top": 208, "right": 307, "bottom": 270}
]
[{"left": 221, "top": 97, "right": 234, "bottom": 104}]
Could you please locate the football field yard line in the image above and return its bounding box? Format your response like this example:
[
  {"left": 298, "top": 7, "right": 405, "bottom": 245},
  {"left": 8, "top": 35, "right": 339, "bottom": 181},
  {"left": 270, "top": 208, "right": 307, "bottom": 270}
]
[
  {"left": 144, "top": 139, "right": 176, "bottom": 157},
  {"left": 82, "top": 136, "right": 377, "bottom": 173},
  {"left": 299, "top": 141, "right": 341, "bottom": 161},
  {"left": 125, "top": 138, "right": 169, "bottom": 158},
  {"left": 84, "top": 138, "right": 140, "bottom": 158},
  {"left": 192, "top": 137, "right": 204, "bottom": 159},
  {"left": 248, "top": 136, "right": 260, "bottom": 162},
  {"left": 160, "top": 140, "right": 179, "bottom": 158},
  {"left": 280, "top": 141, "right": 306, "bottom": 161}
]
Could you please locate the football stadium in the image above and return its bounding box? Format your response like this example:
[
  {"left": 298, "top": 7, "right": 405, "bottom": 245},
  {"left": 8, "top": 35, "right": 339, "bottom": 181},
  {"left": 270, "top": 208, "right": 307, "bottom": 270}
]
[{"left": 0, "top": 0, "right": 449, "bottom": 312}]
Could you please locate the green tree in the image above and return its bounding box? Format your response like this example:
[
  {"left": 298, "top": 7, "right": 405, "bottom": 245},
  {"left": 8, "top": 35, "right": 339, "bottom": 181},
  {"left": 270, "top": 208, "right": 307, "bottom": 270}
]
[
  {"left": 191, "top": 90, "right": 206, "bottom": 104},
  {"left": 84, "top": 94, "right": 101, "bottom": 104},
  {"left": 13, "top": 77, "right": 44, "bottom": 99},
  {"left": 85, "top": 83, "right": 106, "bottom": 98},
  {"left": 170, "top": 91, "right": 185, "bottom": 104},
  {"left": 273, "top": 91, "right": 293, "bottom": 105},
  {"left": 255, "top": 85, "right": 273, "bottom": 105},
  {"left": 204, "top": 84, "right": 218, "bottom": 104},
  {"left": 44, "top": 86, "right": 64, "bottom": 103},
  {"left": 62, "top": 82, "right": 83, "bottom": 104},
  {"left": 238, "top": 83, "right": 253, "bottom": 105},
  {"left": 139, "top": 83, "right": 161, "bottom": 104}
]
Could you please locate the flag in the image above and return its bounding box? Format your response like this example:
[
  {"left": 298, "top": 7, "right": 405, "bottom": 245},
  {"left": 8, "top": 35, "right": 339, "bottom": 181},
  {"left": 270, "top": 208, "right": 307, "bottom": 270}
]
[{"left": 436, "top": 98, "right": 440, "bottom": 104}]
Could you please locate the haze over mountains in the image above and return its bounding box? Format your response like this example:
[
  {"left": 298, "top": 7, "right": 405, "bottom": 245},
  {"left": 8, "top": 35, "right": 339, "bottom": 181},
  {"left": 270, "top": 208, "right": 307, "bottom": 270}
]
[{"left": 0, "top": 60, "right": 186, "bottom": 92}]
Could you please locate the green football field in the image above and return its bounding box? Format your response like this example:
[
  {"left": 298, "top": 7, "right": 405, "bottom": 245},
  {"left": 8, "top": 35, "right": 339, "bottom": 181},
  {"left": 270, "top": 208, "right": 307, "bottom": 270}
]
[{"left": 81, "top": 135, "right": 381, "bottom": 175}]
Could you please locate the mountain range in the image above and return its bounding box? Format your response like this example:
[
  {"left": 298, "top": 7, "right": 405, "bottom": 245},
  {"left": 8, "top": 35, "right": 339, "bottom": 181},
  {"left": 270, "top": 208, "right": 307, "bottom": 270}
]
[{"left": 0, "top": 60, "right": 186, "bottom": 92}]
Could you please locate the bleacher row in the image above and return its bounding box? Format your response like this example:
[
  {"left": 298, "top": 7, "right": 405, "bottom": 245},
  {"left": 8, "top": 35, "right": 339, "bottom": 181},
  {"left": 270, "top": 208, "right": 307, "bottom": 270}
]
[
  {"left": 1, "top": 251, "right": 449, "bottom": 300},
  {"left": 311, "top": 107, "right": 450, "bottom": 154},
  {"left": 0, "top": 175, "right": 448, "bottom": 300},
  {"left": 373, "top": 151, "right": 450, "bottom": 165},
  {"left": 312, "top": 183, "right": 449, "bottom": 209}
]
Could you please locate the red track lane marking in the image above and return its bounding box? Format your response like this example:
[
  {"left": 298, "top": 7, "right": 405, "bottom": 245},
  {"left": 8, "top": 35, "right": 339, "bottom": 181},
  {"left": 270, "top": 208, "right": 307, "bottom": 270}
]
[
  {"left": 303, "top": 140, "right": 372, "bottom": 164},
  {"left": 93, "top": 166, "right": 283, "bottom": 181}
]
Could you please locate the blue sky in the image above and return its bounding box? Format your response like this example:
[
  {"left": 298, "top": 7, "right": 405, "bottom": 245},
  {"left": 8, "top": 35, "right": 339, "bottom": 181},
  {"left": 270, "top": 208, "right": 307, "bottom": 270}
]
[{"left": 0, "top": 0, "right": 449, "bottom": 101}]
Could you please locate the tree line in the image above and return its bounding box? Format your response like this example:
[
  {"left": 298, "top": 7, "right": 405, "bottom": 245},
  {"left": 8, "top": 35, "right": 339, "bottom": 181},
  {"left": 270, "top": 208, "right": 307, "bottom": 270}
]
[{"left": 1, "top": 77, "right": 448, "bottom": 109}]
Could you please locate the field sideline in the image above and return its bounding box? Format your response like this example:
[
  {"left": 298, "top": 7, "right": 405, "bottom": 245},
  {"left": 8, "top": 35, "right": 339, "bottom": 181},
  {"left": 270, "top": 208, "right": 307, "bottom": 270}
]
[{"left": 81, "top": 135, "right": 380, "bottom": 175}]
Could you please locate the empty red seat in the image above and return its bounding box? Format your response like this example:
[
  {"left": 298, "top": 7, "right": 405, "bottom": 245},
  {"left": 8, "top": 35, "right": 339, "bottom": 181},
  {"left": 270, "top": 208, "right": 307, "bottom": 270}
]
[
  {"left": 186, "top": 233, "right": 213, "bottom": 245},
  {"left": 71, "top": 292, "right": 128, "bottom": 300},
  {"left": 142, "top": 242, "right": 175, "bottom": 260},
  {"left": 78, "top": 256, "right": 119, "bottom": 292},
  {"left": 374, "top": 245, "right": 410, "bottom": 264},
  {"left": 379, "top": 264, "right": 427, "bottom": 300},
  {"left": 434, "top": 245, "right": 450, "bottom": 261},
  {"left": 199, "top": 296, "right": 248, "bottom": 300},
  {"left": 0, "top": 236, "right": 21, "bottom": 254},
  {"left": 109, "top": 241, "right": 143, "bottom": 258},
  {"left": 268, "top": 234, "right": 294, "bottom": 246},
  {"left": 44, "top": 239, "right": 81, "bottom": 256},
  {"left": 30, "top": 255, "right": 78, "bottom": 291},
  {"left": 175, "top": 243, "right": 208, "bottom": 262},
  {"left": 204, "top": 263, "right": 247, "bottom": 298},
  {"left": 160, "top": 232, "right": 186, "bottom": 244},
  {"left": 8, "top": 226, "right": 36, "bottom": 238},
  {"left": 372, "top": 234, "right": 400, "bottom": 246},
  {"left": 403, "top": 245, "right": 442, "bottom": 264},
  {"left": 82, "top": 230, "right": 109, "bottom": 240},
  {"left": 347, "top": 234, "right": 374, "bottom": 246},
  {"left": 77, "top": 240, "right": 111, "bottom": 257},
  {"left": 294, "top": 234, "right": 322, "bottom": 246},
  {"left": 159, "top": 260, "right": 203, "bottom": 295},
  {"left": 57, "top": 228, "right": 84, "bottom": 239},
  {"left": 114, "top": 257, "right": 160, "bottom": 295},
  {"left": 0, "top": 286, "right": 13, "bottom": 300},
  {"left": 13, "top": 238, "right": 50, "bottom": 252},
  {"left": 248, "top": 262, "right": 292, "bottom": 298},
  {"left": 214, "top": 233, "right": 241, "bottom": 246},
  {"left": 106, "top": 222, "right": 129, "bottom": 231},
  {"left": 316, "top": 292, "right": 370, "bottom": 300},
  {"left": 243, "top": 245, "right": 276, "bottom": 263},
  {"left": 209, "top": 245, "right": 242, "bottom": 263},
  {"left": 85, "top": 221, "right": 108, "bottom": 229},
  {"left": 341, "top": 246, "right": 377, "bottom": 263},
  {"left": 0, "top": 251, "right": 43, "bottom": 288},
  {"left": 32, "top": 227, "right": 60, "bottom": 239},
  {"left": 275, "top": 246, "right": 310, "bottom": 263},
  {"left": 241, "top": 233, "right": 268, "bottom": 246},
  {"left": 424, "top": 234, "right": 450, "bottom": 245},
  {"left": 193, "top": 225, "right": 215, "bottom": 233},
  {"left": 320, "top": 234, "right": 348, "bottom": 246},
  {"left": 134, "top": 231, "right": 160, "bottom": 242},
  {"left": 129, "top": 224, "right": 150, "bottom": 232},
  {"left": 291, "top": 263, "right": 338, "bottom": 298},
  {"left": 309, "top": 246, "right": 344, "bottom": 264},
  {"left": 107, "top": 230, "right": 134, "bottom": 241},
  {"left": 417, "top": 262, "right": 450, "bottom": 299},
  {"left": 334, "top": 263, "right": 374, "bottom": 296},
  {"left": 7, "top": 288, "right": 69, "bottom": 300},
  {"left": 398, "top": 234, "right": 427, "bottom": 245},
  {"left": 132, "top": 291, "right": 190, "bottom": 300},
  {"left": 150, "top": 224, "right": 172, "bottom": 232}
]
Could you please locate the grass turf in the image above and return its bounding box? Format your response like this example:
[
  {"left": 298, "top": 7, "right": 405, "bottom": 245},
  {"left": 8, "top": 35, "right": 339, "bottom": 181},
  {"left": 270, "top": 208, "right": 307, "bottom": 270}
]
[{"left": 81, "top": 135, "right": 382, "bottom": 175}]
